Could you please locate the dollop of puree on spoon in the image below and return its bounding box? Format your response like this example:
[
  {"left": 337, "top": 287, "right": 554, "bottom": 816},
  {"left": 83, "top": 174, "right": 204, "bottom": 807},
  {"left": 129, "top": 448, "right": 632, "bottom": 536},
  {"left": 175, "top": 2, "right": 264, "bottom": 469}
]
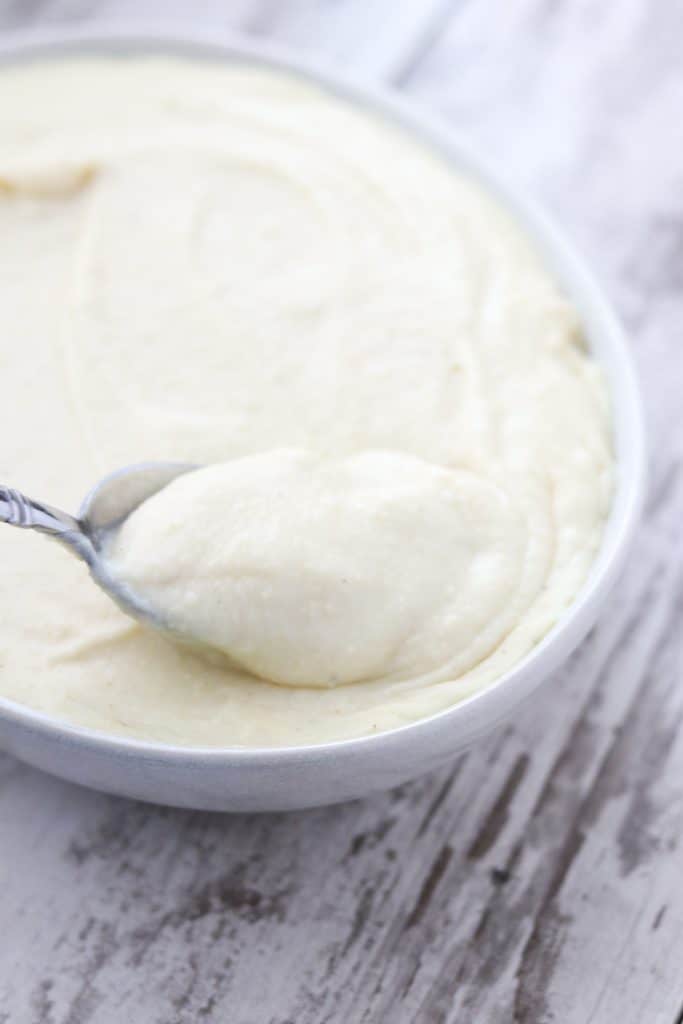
[{"left": 104, "top": 449, "right": 538, "bottom": 689}]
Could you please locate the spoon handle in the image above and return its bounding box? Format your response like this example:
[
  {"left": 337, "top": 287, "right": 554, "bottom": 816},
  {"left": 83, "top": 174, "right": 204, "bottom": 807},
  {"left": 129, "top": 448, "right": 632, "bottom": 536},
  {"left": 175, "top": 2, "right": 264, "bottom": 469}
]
[{"left": 0, "top": 485, "right": 92, "bottom": 560}]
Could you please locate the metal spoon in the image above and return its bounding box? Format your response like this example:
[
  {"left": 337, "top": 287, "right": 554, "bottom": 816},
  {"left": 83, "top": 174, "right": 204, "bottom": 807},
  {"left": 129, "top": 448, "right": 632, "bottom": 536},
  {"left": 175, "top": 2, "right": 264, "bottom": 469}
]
[{"left": 0, "top": 462, "right": 196, "bottom": 634}]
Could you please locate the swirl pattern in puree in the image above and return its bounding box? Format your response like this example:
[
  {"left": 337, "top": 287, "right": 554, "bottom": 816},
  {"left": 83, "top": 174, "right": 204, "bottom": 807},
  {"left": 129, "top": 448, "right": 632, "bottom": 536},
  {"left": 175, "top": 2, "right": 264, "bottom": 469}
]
[{"left": 0, "top": 58, "right": 612, "bottom": 746}]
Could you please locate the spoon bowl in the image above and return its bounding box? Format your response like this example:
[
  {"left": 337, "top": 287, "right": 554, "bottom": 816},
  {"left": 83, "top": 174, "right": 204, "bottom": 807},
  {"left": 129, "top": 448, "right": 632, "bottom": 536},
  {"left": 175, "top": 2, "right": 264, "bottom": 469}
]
[{"left": 1, "top": 461, "right": 196, "bottom": 633}]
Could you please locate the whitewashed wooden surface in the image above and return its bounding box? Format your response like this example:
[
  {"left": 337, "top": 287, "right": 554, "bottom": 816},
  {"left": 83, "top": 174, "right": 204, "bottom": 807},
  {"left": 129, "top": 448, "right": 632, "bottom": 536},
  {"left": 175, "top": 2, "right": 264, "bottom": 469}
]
[{"left": 1, "top": 2, "right": 682, "bottom": 1022}]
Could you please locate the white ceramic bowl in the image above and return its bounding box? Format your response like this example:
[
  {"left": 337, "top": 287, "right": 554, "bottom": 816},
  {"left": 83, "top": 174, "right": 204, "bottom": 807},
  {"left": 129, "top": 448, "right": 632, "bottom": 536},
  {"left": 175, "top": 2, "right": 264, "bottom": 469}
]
[{"left": 0, "top": 26, "right": 645, "bottom": 811}]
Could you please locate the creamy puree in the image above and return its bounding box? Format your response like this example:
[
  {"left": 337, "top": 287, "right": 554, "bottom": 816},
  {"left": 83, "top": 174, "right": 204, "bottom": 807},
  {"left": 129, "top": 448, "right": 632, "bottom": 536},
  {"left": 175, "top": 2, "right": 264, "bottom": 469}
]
[
  {"left": 107, "top": 451, "right": 545, "bottom": 688},
  {"left": 0, "top": 58, "right": 612, "bottom": 747}
]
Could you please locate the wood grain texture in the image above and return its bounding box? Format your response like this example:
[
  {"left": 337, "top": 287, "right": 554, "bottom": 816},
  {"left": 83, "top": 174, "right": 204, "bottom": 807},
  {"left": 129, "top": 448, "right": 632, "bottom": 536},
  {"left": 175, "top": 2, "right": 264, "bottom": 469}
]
[{"left": 1, "top": 1, "right": 682, "bottom": 1022}]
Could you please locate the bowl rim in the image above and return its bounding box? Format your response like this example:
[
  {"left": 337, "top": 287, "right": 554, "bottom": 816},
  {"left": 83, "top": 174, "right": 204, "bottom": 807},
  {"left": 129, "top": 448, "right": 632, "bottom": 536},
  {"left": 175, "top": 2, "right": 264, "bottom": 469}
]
[{"left": 0, "top": 24, "right": 647, "bottom": 767}]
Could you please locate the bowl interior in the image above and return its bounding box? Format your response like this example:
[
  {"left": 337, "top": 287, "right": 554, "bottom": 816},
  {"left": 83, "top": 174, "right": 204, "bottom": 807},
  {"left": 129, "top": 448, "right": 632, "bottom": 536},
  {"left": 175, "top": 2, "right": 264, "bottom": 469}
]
[{"left": 0, "top": 27, "right": 646, "bottom": 768}]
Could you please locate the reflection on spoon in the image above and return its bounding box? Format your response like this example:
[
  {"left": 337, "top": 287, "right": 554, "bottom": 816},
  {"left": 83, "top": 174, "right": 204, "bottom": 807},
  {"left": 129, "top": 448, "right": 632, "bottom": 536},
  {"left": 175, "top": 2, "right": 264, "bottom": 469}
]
[{"left": 0, "top": 462, "right": 197, "bottom": 640}]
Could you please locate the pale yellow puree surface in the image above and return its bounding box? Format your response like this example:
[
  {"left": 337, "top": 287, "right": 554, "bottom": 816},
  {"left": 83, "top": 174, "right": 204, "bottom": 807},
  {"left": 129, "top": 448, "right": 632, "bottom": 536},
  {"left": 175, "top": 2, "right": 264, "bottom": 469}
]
[{"left": 0, "top": 58, "right": 612, "bottom": 746}]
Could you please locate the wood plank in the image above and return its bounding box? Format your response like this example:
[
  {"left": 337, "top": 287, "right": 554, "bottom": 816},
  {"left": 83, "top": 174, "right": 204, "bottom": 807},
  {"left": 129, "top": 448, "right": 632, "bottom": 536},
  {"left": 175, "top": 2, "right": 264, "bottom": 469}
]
[
  {"left": 0, "top": 0, "right": 460, "bottom": 85},
  {"left": 0, "top": 1, "right": 682, "bottom": 1022},
  {"left": 243, "top": 0, "right": 460, "bottom": 82},
  {"left": 0, "top": 0, "right": 257, "bottom": 33}
]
